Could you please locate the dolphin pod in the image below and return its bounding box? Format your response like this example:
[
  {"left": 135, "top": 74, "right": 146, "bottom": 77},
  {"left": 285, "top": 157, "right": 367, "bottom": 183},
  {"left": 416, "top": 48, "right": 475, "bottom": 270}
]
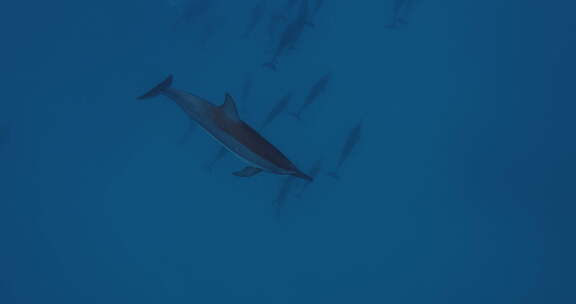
[{"left": 138, "top": 75, "right": 312, "bottom": 181}]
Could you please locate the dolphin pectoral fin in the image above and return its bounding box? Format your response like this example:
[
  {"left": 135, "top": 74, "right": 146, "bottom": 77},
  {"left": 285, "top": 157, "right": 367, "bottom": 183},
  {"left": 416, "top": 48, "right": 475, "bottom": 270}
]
[{"left": 233, "top": 167, "right": 263, "bottom": 177}]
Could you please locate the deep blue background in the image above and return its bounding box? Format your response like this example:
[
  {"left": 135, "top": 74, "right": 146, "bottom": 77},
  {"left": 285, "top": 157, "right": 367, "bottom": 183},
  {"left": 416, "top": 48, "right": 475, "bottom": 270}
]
[{"left": 1, "top": 0, "right": 575, "bottom": 303}]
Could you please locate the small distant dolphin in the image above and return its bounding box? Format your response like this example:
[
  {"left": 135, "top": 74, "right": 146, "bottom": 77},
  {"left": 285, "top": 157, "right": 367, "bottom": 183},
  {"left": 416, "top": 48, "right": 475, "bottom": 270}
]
[
  {"left": 291, "top": 72, "right": 331, "bottom": 120},
  {"left": 262, "top": 0, "right": 310, "bottom": 70},
  {"left": 328, "top": 121, "right": 363, "bottom": 180},
  {"left": 242, "top": 0, "right": 267, "bottom": 39},
  {"left": 260, "top": 93, "right": 292, "bottom": 130},
  {"left": 139, "top": 75, "right": 312, "bottom": 181}
]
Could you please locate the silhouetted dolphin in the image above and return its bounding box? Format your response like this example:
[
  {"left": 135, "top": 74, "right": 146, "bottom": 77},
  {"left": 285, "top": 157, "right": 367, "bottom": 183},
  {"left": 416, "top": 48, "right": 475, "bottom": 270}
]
[
  {"left": 242, "top": 0, "right": 267, "bottom": 39},
  {"left": 291, "top": 72, "right": 331, "bottom": 120},
  {"left": 328, "top": 121, "right": 363, "bottom": 180},
  {"left": 138, "top": 75, "right": 312, "bottom": 181},
  {"left": 262, "top": 0, "right": 310, "bottom": 70},
  {"left": 260, "top": 93, "right": 292, "bottom": 130}
]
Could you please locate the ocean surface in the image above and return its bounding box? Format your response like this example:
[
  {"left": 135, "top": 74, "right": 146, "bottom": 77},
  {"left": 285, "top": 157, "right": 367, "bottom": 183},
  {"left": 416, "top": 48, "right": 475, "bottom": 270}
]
[{"left": 1, "top": 0, "right": 575, "bottom": 303}]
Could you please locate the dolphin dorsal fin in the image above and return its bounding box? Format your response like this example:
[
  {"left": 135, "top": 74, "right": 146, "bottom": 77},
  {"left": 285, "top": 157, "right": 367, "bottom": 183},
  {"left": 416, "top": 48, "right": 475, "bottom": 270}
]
[{"left": 219, "top": 93, "right": 240, "bottom": 121}]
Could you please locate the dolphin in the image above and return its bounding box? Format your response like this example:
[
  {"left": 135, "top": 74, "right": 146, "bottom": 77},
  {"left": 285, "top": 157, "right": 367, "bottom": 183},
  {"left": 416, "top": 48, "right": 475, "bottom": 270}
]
[
  {"left": 291, "top": 72, "right": 331, "bottom": 120},
  {"left": 138, "top": 75, "right": 312, "bottom": 181},
  {"left": 262, "top": 0, "right": 310, "bottom": 71},
  {"left": 242, "top": 0, "right": 267, "bottom": 39},
  {"left": 260, "top": 93, "right": 292, "bottom": 130},
  {"left": 328, "top": 121, "right": 363, "bottom": 180}
]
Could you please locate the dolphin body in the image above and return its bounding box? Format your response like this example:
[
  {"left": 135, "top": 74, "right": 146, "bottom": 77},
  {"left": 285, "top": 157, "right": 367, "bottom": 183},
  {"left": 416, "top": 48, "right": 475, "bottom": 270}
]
[
  {"left": 260, "top": 93, "right": 292, "bottom": 130},
  {"left": 242, "top": 0, "right": 267, "bottom": 39},
  {"left": 263, "top": 0, "right": 310, "bottom": 71},
  {"left": 138, "top": 75, "right": 312, "bottom": 181},
  {"left": 291, "top": 72, "right": 331, "bottom": 120},
  {"left": 328, "top": 121, "right": 363, "bottom": 180}
]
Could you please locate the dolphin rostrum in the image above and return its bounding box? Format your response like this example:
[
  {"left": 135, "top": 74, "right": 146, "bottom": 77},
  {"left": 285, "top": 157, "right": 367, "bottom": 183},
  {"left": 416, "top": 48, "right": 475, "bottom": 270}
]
[{"left": 138, "top": 75, "right": 312, "bottom": 181}]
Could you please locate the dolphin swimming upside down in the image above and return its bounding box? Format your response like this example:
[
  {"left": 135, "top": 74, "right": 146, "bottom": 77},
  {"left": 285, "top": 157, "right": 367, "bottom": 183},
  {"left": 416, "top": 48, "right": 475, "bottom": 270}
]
[{"left": 138, "top": 75, "right": 312, "bottom": 181}]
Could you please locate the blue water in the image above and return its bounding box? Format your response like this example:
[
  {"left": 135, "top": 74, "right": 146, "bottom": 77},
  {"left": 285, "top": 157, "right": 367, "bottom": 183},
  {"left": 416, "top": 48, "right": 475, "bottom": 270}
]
[{"left": 1, "top": 1, "right": 574, "bottom": 303}]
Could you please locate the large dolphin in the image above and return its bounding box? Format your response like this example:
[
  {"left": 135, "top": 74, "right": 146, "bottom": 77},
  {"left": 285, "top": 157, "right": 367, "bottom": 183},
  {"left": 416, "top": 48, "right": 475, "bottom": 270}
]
[{"left": 138, "top": 75, "right": 312, "bottom": 181}]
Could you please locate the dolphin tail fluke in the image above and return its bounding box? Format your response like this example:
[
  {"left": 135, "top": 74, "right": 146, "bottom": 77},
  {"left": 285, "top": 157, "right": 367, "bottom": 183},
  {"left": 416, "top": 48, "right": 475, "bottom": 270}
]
[{"left": 138, "top": 75, "right": 173, "bottom": 100}]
